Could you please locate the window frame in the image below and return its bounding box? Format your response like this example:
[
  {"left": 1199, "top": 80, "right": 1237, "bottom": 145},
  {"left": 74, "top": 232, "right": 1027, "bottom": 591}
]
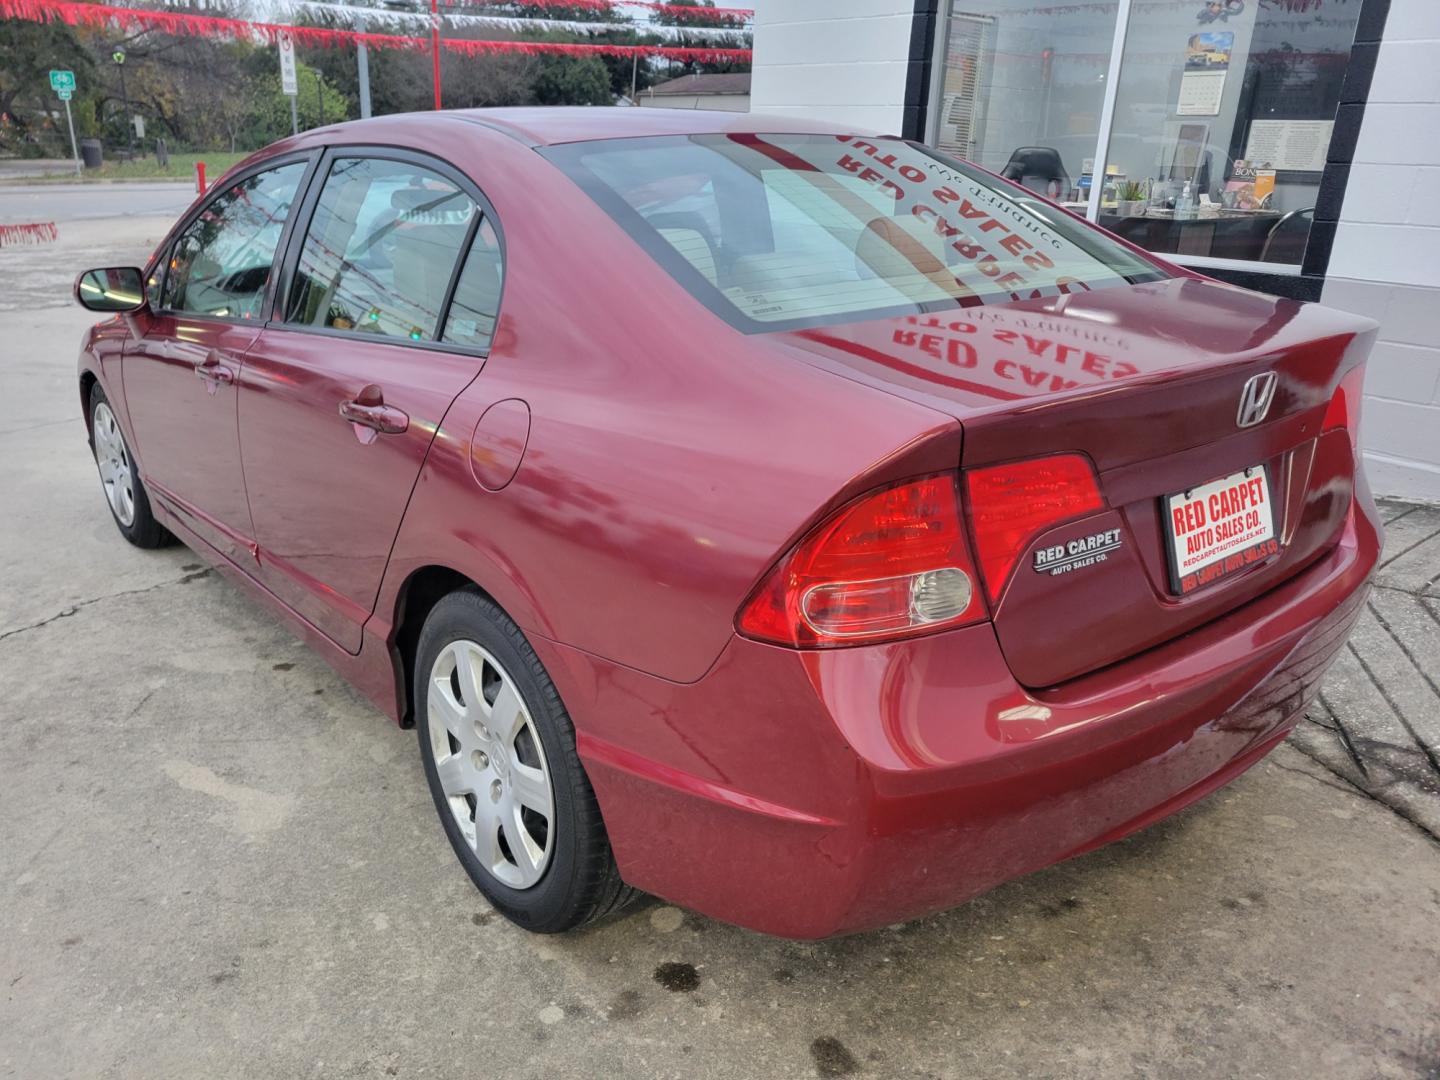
[
  {"left": 147, "top": 150, "right": 323, "bottom": 326},
  {"left": 269, "top": 144, "right": 507, "bottom": 359}
]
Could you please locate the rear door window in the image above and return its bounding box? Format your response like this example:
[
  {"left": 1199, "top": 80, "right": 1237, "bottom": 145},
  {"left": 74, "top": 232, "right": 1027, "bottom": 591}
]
[
  {"left": 442, "top": 217, "right": 504, "bottom": 350},
  {"left": 543, "top": 133, "right": 1167, "bottom": 333},
  {"left": 286, "top": 157, "right": 475, "bottom": 342}
]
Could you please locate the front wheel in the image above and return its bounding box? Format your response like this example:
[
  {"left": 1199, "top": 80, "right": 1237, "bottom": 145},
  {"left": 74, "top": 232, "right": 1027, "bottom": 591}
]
[
  {"left": 415, "top": 589, "right": 636, "bottom": 932},
  {"left": 89, "top": 383, "right": 171, "bottom": 548}
]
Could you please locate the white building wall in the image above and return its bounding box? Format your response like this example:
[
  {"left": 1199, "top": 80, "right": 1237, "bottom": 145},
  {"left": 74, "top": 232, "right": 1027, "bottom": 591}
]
[
  {"left": 1321, "top": 0, "right": 1440, "bottom": 503},
  {"left": 749, "top": 0, "right": 917, "bottom": 133}
]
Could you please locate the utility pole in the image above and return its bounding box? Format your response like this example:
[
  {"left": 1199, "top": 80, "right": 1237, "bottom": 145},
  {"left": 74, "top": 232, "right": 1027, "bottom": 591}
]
[
  {"left": 314, "top": 68, "right": 323, "bottom": 128},
  {"left": 431, "top": 0, "right": 442, "bottom": 110},
  {"left": 112, "top": 49, "right": 134, "bottom": 159},
  {"left": 630, "top": 53, "right": 638, "bottom": 103},
  {"left": 356, "top": 12, "right": 372, "bottom": 119}
]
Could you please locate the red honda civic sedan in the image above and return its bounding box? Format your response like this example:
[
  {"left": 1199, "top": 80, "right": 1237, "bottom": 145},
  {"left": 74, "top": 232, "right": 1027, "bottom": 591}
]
[{"left": 74, "top": 109, "right": 1379, "bottom": 938}]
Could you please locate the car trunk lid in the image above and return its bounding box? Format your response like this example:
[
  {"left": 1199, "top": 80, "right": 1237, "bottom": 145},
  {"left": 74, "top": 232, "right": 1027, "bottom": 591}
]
[{"left": 771, "top": 276, "right": 1377, "bottom": 686}]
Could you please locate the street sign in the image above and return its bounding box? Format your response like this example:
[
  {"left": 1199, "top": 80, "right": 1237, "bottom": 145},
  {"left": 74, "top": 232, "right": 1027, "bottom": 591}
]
[
  {"left": 278, "top": 34, "right": 298, "bottom": 96},
  {"left": 50, "top": 70, "right": 81, "bottom": 178}
]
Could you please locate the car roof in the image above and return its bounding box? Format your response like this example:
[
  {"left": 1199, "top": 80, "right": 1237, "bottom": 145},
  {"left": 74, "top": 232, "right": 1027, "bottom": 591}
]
[{"left": 310, "top": 107, "right": 885, "bottom": 149}]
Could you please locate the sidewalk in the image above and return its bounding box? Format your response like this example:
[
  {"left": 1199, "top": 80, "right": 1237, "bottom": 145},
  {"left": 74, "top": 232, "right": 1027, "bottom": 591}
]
[
  {"left": 1295, "top": 498, "right": 1440, "bottom": 839},
  {"left": 0, "top": 158, "right": 79, "bottom": 180}
]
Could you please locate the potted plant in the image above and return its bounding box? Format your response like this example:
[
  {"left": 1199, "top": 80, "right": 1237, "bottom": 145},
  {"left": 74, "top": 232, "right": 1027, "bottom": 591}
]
[{"left": 1116, "top": 180, "right": 1148, "bottom": 217}]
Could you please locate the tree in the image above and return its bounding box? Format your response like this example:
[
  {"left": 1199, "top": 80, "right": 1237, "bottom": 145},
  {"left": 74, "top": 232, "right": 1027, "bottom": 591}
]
[
  {"left": 242, "top": 55, "right": 350, "bottom": 144},
  {"left": 0, "top": 18, "right": 97, "bottom": 155},
  {"left": 531, "top": 53, "right": 612, "bottom": 105}
]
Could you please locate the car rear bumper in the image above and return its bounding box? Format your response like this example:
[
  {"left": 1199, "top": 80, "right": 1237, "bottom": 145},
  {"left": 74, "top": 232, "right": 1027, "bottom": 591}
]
[{"left": 546, "top": 487, "right": 1381, "bottom": 938}]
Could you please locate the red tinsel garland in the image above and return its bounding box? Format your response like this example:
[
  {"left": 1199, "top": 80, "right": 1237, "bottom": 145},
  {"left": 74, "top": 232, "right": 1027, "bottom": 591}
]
[
  {"left": 449, "top": 0, "right": 753, "bottom": 19},
  {"left": 0, "top": 0, "right": 753, "bottom": 60},
  {"left": 0, "top": 222, "right": 59, "bottom": 245}
]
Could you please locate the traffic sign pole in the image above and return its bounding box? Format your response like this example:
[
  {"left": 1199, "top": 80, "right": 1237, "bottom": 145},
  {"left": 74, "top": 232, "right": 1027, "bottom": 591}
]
[
  {"left": 62, "top": 96, "right": 80, "bottom": 178},
  {"left": 278, "top": 34, "right": 299, "bottom": 134},
  {"left": 49, "top": 70, "right": 80, "bottom": 177}
]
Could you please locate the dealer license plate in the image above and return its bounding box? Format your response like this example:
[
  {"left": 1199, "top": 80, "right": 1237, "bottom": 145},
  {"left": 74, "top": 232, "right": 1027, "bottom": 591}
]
[{"left": 1163, "top": 466, "right": 1279, "bottom": 595}]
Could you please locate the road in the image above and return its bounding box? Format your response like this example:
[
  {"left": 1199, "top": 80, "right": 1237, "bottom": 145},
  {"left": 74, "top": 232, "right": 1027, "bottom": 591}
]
[
  {"left": 1, "top": 194, "right": 1439, "bottom": 1080},
  {"left": 0, "top": 181, "right": 194, "bottom": 225}
]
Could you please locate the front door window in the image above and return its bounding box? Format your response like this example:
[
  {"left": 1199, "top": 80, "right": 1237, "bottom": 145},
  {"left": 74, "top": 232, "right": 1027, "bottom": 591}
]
[{"left": 161, "top": 162, "right": 307, "bottom": 319}]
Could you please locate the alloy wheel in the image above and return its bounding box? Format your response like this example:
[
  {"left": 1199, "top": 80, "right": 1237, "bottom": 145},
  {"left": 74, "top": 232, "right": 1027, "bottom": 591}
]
[
  {"left": 427, "top": 640, "right": 555, "bottom": 889},
  {"left": 93, "top": 402, "right": 136, "bottom": 527}
]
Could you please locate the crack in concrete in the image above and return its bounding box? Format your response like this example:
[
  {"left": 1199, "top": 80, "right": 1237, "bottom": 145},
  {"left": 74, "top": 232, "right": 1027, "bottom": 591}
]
[
  {"left": 1286, "top": 741, "right": 1440, "bottom": 848},
  {"left": 1346, "top": 636, "right": 1440, "bottom": 780},
  {"left": 1381, "top": 505, "right": 1419, "bottom": 527},
  {"left": 1371, "top": 582, "right": 1436, "bottom": 599},
  {"left": 0, "top": 568, "right": 213, "bottom": 645},
  {"left": 1269, "top": 754, "right": 1362, "bottom": 799},
  {"left": 1317, "top": 691, "right": 1371, "bottom": 779},
  {"left": 1378, "top": 521, "right": 1440, "bottom": 572}
]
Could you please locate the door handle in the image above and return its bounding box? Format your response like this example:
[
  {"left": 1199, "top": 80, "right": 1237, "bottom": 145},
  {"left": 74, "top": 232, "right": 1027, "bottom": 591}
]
[
  {"left": 194, "top": 352, "right": 235, "bottom": 386},
  {"left": 339, "top": 396, "right": 408, "bottom": 435}
]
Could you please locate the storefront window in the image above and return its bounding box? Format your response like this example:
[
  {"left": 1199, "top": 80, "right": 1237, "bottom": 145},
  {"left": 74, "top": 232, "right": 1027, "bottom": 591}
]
[
  {"left": 1099, "top": 0, "right": 1356, "bottom": 265},
  {"left": 930, "top": 0, "right": 1360, "bottom": 271},
  {"left": 929, "top": 1, "right": 1119, "bottom": 204}
]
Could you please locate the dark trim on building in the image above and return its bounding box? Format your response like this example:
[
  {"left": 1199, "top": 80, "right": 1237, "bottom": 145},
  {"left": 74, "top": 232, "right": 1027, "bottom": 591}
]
[
  {"left": 1303, "top": 0, "right": 1392, "bottom": 289},
  {"left": 902, "top": 0, "right": 1392, "bottom": 302},
  {"left": 901, "top": 0, "right": 940, "bottom": 141},
  {"left": 1201, "top": 268, "right": 1324, "bottom": 302}
]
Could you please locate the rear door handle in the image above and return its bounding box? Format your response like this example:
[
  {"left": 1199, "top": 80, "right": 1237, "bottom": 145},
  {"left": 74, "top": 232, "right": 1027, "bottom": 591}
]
[{"left": 339, "top": 396, "right": 408, "bottom": 435}]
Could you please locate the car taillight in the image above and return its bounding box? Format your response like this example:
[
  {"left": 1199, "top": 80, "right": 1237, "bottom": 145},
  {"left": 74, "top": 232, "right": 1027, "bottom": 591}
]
[
  {"left": 737, "top": 475, "right": 986, "bottom": 647},
  {"left": 964, "top": 453, "right": 1105, "bottom": 604},
  {"left": 1322, "top": 364, "right": 1366, "bottom": 454}
]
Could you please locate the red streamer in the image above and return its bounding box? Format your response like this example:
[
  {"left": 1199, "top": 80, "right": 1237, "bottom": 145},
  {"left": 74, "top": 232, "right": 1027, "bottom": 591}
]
[
  {"left": 0, "top": 0, "right": 752, "bottom": 60},
  {"left": 448, "top": 0, "right": 753, "bottom": 20},
  {"left": 0, "top": 222, "right": 58, "bottom": 245}
]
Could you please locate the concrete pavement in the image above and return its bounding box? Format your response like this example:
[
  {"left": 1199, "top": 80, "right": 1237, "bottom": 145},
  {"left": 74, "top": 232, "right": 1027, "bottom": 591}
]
[{"left": 2, "top": 193, "right": 1439, "bottom": 1080}]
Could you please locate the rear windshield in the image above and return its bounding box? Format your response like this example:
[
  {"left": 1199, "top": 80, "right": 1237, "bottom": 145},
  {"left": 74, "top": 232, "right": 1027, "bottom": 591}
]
[{"left": 542, "top": 133, "right": 1168, "bottom": 333}]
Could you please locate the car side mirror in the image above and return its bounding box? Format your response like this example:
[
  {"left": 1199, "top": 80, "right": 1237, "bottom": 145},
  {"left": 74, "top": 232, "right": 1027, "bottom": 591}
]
[{"left": 75, "top": 267, "right": 147, "bottom": 313}]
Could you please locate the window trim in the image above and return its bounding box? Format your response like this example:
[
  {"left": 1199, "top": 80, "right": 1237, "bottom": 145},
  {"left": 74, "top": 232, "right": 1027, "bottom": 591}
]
[
  {"left": 269, "top": 144, "right": 507, "bottom": 359},
  {"left": 146, "top": 150, "right": 323, "bottom": 327}
]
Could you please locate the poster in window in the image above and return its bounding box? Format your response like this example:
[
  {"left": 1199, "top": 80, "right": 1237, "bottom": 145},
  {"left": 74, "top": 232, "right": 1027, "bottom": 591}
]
[
  {"left": 1244, "top": 120, "right": 1334, "bottom": 174},
  {"left": 1178, "top": 31, "right": 1231, "bottom": 116}
]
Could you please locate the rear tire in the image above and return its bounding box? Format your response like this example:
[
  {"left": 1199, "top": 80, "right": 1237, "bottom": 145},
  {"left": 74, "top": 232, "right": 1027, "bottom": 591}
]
[
  {"left": 415, "top": 589, "right": 637, "bottom": 933},
  {"left": 88, "top": 383, "right": 171, "bottom": 549}
]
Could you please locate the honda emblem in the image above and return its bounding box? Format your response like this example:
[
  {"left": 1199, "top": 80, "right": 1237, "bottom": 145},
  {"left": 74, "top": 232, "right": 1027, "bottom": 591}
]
[{"left": 1236, "top": 372, "right": 1277, "bottom": 428}]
